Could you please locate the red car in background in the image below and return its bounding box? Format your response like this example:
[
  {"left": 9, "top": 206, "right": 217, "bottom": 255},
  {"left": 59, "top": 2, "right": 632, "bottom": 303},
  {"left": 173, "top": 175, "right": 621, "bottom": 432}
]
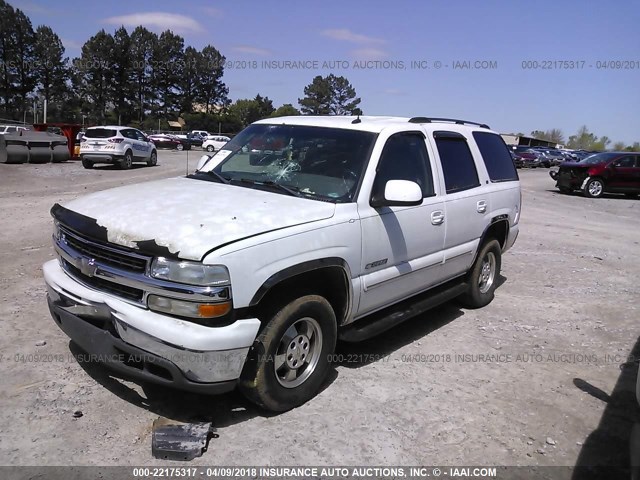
[{"left": 550, "top": 152, "right": 640, "bottom": 198}]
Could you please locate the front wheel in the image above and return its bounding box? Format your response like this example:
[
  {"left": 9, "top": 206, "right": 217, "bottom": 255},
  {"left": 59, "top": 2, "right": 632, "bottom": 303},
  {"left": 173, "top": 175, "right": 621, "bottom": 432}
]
[
  {"left": 239, "top": 295, "right": 337, "bottom": 412},
  {"left": 81, "top": 159, "right": 93, "bottom": 169},
  {"left": 583, "top": 177, "right": 604, "bottom": 198},
  {"left": 147, "top": 151, "right": 157, "bottom": 167},
  {"left": 176, "top": 143, "right": 184, "bottom": 151},
  {"left": 460, "top": 239, "right": 502, "bottom": 309},
  {"left": 206, "top": 145, "right": 215, "bottom": 152}
]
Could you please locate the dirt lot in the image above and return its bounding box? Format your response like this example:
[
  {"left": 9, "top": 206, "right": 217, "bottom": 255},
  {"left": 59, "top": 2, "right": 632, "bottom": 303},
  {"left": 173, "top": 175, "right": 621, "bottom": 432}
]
[{"left": 0, "top": 153, "right": 639, "bottom": 473}]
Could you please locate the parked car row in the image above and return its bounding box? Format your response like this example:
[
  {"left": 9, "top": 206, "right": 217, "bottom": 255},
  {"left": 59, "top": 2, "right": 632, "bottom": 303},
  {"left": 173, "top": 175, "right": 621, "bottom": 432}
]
[{"left": 509, "top": 145, "right": 600, "bottom": 169}]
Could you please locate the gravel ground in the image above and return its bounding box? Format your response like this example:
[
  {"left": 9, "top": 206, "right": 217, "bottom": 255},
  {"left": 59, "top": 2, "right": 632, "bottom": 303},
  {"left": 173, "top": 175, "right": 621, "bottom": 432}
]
[{"left": 0, "top": 153, "right": 638, "bottom": 474}]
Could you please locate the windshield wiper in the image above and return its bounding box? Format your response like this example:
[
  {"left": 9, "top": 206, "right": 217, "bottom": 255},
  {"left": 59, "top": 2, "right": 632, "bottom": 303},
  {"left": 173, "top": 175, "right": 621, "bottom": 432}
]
[
  {"left": 235, "top": 178, "right": 304, "bottom": 198},
  {"left": 201, "top": 170, "right": 231, "bottom": 184}
]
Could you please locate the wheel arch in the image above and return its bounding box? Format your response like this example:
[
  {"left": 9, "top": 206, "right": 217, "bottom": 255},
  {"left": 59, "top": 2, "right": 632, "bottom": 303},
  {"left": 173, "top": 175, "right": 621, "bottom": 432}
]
[
  {"left": 469, "top": 216, "right": 510, "bottom": 267},
  {"left": 248, "top": 257, "right": 353, "bottom": 326}
]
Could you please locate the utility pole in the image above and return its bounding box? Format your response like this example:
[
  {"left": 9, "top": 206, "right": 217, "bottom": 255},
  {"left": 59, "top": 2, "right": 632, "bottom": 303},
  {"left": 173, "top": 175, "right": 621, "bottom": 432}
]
[{"left": 43, "top": 99, "right": 47, "bottom": 123}]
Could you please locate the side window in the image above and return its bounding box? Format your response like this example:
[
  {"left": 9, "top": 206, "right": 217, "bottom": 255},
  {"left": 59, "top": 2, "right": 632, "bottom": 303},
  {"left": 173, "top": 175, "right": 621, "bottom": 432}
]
[
  {"left": 120, "top": 129, "right": 135, "bottom": 140},
  {"left": 371, "top": 132, "right": 434, "bottom": 203},
  {"left": 472, "top": 132, "right": 518, "bottom": 182},
  {"left": 134, "top": 130, "right": 147, "bottom": 141},
  {"left": 434, "top": 132, "right": 481, "bottom": 194},
  {"left": 613, "top": 156, "right": 635, "bottom": 168}
]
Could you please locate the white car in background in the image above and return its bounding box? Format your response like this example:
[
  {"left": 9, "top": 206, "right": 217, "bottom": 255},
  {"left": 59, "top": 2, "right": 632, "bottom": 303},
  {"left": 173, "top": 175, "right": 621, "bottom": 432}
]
[
  {"left": 202, "top": 135, "right": 231, "bottom": 152},
  {"left": 0, "top": 125, "right": 29, "bottom": 134},
  {"left": 80, "top": 126, "right": 157, "bottom": 169}
]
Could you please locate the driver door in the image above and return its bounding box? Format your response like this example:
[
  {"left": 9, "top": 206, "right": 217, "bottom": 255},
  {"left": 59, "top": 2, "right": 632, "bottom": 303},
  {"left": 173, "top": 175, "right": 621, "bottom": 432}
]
[{"left": 356, "top": 132, "right": 446, "bottom": 317}]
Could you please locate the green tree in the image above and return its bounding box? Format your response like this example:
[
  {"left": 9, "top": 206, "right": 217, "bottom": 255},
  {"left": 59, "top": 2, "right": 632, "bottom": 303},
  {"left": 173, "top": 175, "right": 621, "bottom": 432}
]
[
  {"left": 73, "top": 30, "right": 115, "bottom": 123},
  {"left": 129, "top": 26, "right": 157, "bottom": 123},
  {"left": 33, "top": 25, "right": 68, "bottom": 120},
  {"left": 329, "top": 75, "right": 361, "bottom": 115},
  {"left": 298, "top": 75, "right": 332, "bottom": 114},
  {"left": 11, "top": 8, "right": 37, "bottom": 117},
  {"left": 179, "top": 46, "right": 201, "bottom": 114},
  {"left": 152, "top": 31, "right": 184, "bottom": 117},
  {"left": 567, "top": 125, "right": 598, "bottom": 150},
  {"left": 0, "top": 0, "right": 17, "bottom": 114},
  {"left": 197, "top": 45, "right": 228, "bottom": 114},
  {"left": 227, "top": 95, "right": 274, "bottom": 127},
  {"left": 272, "top": 104, "right": 300, "bottom": 117},
  {"left": 624, "top": 142, "right": 640, "bottom": 152},
  {"left": 612, "top": 141, "right": 626, "bottom": 151},
  {"left": 299, "top": 74, "right": 361, "bottom": 115},
  {"left": 110, "top": 26, "right": 133, "bottom": 125}
]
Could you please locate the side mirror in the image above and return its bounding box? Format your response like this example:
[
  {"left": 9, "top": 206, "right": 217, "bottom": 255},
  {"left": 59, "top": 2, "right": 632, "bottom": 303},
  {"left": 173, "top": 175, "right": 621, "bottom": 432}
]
[
  {"left": 196, "top": 154, "right": 212, "bottom": 171},
  {"left": 371, "top": 180, "right": 423, "bottom": 208}
]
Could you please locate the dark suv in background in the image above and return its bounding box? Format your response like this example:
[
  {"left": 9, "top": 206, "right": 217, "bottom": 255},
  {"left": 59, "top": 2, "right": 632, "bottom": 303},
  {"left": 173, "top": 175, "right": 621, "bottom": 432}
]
[{"left": 550, "top": 152, "right": 640, "bottom": 198}]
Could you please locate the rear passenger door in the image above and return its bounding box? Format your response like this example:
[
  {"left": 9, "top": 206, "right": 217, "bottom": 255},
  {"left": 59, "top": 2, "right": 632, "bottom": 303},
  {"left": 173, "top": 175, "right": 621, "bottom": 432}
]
[{"left": 430, "top": 131, "right": 490, "bottom": 280}]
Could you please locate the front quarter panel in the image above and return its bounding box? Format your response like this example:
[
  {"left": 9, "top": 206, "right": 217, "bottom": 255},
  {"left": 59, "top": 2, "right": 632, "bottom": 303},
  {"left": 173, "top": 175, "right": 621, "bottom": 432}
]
[{"left": 205, "top": 203, "right": 362, "bottom": 316}]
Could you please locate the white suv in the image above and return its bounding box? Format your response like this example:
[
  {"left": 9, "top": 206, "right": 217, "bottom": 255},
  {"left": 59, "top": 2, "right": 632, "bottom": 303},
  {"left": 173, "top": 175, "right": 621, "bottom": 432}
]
[
  {"left": 44, "top": 116, "right": 520, "bottom": 411},
  {"left": 202, "top": 135, "right": 230, "bottom": 152},
  {"left": 80, "top": 126, "right": 157, "bottom": 169}
]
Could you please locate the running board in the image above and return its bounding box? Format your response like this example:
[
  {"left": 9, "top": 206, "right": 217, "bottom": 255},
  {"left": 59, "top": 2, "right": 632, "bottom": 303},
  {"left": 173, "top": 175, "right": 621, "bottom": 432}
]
[{"left": 339, "top": 279, "right": 468, "bottom": 342}]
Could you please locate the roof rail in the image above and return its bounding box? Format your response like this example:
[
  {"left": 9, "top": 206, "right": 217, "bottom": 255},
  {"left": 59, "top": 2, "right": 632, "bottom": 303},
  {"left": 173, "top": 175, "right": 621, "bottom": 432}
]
[{"left": 408, "top": 117, "right": 490, "bottom": 129}]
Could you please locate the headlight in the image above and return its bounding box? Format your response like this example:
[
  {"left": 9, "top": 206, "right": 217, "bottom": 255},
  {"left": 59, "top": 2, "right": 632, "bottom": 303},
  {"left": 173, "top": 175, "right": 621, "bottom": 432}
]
[
  {"left": 148, "top": 295, "right": 231, "bottom": 319},
  {"left": 150, "top": 257, "right": 229, "bottom": 286}
]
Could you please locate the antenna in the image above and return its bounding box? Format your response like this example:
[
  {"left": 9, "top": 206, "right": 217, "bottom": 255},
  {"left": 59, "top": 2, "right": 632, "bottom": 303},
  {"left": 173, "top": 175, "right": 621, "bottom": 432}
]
[{"left": 351, "top": 114, "right": 361, "bottom": 124}]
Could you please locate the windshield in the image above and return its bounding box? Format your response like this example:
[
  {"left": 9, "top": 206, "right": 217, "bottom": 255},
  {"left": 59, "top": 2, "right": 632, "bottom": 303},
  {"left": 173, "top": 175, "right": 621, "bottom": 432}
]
[
  {"left": 196, "top": 124, "right": 377, "bottom": 202},
  {"left": 579, "top": 152, "right": 618, "bottom": 164},
  {"left": 85, "top": 128, "right": 117, "bottom": 138}
]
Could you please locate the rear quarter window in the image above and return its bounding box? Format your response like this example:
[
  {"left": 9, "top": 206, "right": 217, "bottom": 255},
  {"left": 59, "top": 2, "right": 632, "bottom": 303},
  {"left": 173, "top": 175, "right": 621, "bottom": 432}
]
[
  {"left": 85, "top": 128, "right": 117, "bottom": 138},
  {"left": 473, "top": 132, "right": 519, "bottom": 182}
]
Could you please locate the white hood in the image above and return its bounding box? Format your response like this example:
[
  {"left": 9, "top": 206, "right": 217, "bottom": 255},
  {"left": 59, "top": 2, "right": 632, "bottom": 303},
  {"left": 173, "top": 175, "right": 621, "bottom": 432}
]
[{"left": 63, "top": 177, "right": 335, "bottom": 260}]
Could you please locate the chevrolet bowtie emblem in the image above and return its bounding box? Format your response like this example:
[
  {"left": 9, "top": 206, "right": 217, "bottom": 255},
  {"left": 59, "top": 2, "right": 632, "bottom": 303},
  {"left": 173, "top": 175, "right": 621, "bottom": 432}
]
[{"left": 79, "top": 257, "right": 97, "bottom": 277}]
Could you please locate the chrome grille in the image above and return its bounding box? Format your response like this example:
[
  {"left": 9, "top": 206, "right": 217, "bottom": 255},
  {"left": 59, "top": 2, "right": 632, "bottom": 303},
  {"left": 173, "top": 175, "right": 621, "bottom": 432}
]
[{"left": 60, "top": 227, "right": 149, "bottom": 273}]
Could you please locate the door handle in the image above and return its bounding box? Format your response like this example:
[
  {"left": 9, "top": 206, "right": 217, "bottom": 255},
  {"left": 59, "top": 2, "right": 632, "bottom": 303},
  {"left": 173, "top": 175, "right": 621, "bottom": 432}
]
[
  {"left": 431, "top": 211, "right": 445, "bottom": 225},
  {"left": 477, "top": 200, "right": 487, "bottom": 213}
]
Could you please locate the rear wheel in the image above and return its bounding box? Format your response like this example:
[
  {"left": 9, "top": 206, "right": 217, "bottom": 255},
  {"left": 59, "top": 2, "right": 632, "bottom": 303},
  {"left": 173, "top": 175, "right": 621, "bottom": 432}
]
[
  {"left": 81, "top": 159, "right": 93, "bottom": 169},
  {"left": 176, "top": 143, "right": 184, "bottom": 151},
  {"left": 147, "top": 151, "right": 157, "bottom": 167},
  {"left": 583, "top": 177, "right": 604, "bottom": 198},
  {"left": 239, "top": 295, "right": 337, "bottom": 412},
  {"left": 460, "top": 239, "right": 502, "bottom": 309},
  {"left": 120, "top": 150, "right": 133, "bottom": 170},
  {"left": 206, "top": 145, "right": 215, "bottom": 152}
]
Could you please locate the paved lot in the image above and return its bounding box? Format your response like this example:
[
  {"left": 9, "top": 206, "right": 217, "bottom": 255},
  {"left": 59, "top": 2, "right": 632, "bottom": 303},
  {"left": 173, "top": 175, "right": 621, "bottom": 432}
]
[{"left": 0, "top": 153, "right": 639, "bottom": 473}]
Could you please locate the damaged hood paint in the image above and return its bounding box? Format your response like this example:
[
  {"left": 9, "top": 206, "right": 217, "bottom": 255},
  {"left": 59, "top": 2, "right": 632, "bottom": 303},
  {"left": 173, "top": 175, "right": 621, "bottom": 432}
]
[{"left": 63, "top": 177, "right": 336, "bottom": 260}]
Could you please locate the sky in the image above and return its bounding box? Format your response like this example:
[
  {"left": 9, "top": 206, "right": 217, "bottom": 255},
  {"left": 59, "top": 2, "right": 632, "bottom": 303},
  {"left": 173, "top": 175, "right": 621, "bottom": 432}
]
[{"left": 9, "top": 0, "right": 640, "bottom": 144}]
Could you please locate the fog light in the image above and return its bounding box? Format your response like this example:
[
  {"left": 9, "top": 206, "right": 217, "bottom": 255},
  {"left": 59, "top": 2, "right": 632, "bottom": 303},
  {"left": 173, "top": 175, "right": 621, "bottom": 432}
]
[{"left": 148, "top": 295, "right": 231, "bottom": 319}]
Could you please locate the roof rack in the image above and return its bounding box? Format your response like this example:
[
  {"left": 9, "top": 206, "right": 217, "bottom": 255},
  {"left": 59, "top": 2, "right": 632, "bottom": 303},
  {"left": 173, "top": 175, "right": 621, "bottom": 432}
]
[{"left": 408, "top": 117, "right": 490, "bottom": 129}]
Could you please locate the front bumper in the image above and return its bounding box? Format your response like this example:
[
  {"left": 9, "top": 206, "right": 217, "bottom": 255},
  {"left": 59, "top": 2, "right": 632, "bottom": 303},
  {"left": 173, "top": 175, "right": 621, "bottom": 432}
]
[{"left": 43, "top": 260, "right": 261, "bottom": 392}]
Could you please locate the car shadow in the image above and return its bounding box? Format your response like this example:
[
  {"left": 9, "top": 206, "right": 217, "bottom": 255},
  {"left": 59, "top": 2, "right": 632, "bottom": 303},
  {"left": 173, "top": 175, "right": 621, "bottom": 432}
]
[
  {"left": 92, "top": 164, "right": 148, "bottom": 171},
  {"left": 68, "top": 340, "right": 338, "bottom": 425},
  {"left": 65, "top": 276, "right": 506, "bottom": 423},
  {"left": 571, "top": 337, "right": 640, "bottom": 479},
  {"left": 545, "top": 189, "right": 638, "bottom": 200}
]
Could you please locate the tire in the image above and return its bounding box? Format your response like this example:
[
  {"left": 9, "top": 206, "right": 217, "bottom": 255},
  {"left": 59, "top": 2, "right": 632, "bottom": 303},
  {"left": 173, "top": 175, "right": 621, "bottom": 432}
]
[
  {"left": 583, "top": 177, "right": 604, "bottom": 198},
  {"left": 176, "top": 143, "right": 184, "bottom": 151},
  {"left": 239, "top": 295, "right": 337, "bottom": 412},
  {"left": 460, "top": 239, "right": 502, "bottom": 309},
  {"left": 120, "top": 150, "right": 133, "bottom": 170},
  {"left": 81, "top": 159, "right": 93, "bottom": 169},
  {"left": 206, "top": 145, "right": 214, "bottom": 152},
  {"left": 147, "top": 150, "right": 157, "bottom": 167}
]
